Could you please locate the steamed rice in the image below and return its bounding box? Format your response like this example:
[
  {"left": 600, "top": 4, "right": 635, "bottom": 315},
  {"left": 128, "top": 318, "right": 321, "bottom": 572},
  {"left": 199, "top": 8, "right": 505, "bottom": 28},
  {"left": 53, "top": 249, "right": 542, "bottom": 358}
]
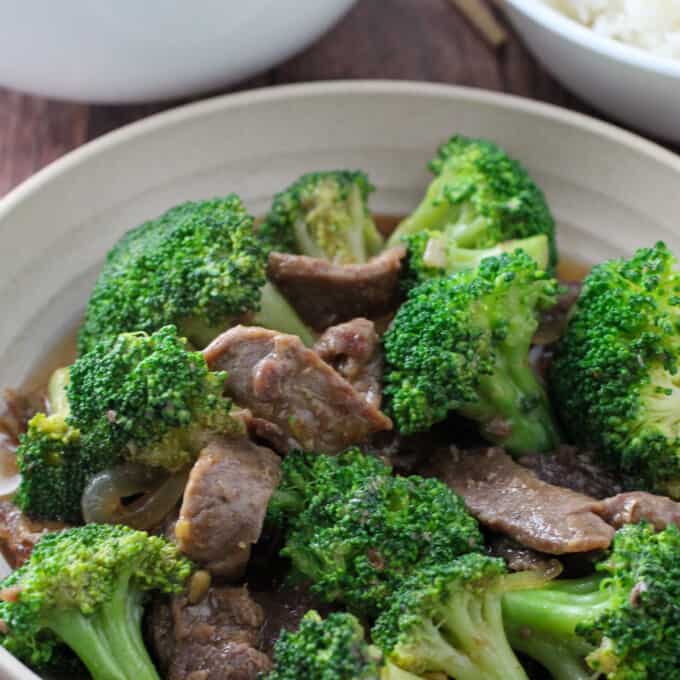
[{"left": 542, "top": 0, "right": 680, "bottom": 60}]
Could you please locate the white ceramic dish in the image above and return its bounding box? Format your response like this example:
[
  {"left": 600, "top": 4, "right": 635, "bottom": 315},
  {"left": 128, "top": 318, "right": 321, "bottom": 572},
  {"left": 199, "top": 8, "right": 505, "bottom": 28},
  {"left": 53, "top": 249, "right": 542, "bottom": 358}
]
[
  {"left": 1, "top": 80, "right": 680, "bottom": 677},
  {"left": 0, "top": 0, "right": 356, "bottom": 103},
  {"left": 503, "top": 0, "right": 680, "bottom": 141}
]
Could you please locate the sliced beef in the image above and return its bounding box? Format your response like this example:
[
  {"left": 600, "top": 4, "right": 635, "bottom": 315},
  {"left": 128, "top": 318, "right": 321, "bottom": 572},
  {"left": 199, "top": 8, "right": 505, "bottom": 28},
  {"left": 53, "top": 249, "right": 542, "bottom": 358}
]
[
  {"left": 0, "top": 500, "right": 67, "bottom": 568},
  {"left": 267, "top": 246, "right": 406, "bottom": 331},
  {"left": 420, "top": 447, "right": 615, "bottom": 555},
  {"left": 314, "top": 318, "right": 383, "bottom": 409},
  {"left": 204, "top": 326, "right": 392, "bottom": 453},
  {"left": 596, "top": 492, "right": 680, "bottom": 531},
  {"left": 253, "top": 587, "right": 336, "bottom": 658},
  {"left": 176, "top": 437, "right": 281, "bottom": 579},
  {"left": 149, "top": 585, "right": 271, "bottom": 680},
  {"left": 487, "top": 535, "right": 560, "bottom": 574},
  {"left": 519, "top": 445, "right": 624, "bottom": 499}
]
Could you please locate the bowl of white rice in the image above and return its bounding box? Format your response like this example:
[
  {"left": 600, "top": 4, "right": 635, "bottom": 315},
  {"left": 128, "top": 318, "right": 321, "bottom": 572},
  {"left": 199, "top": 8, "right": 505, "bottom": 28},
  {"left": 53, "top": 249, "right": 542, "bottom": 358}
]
[{"left": 503, "top": 0, "right": 680, "bottom": 141}]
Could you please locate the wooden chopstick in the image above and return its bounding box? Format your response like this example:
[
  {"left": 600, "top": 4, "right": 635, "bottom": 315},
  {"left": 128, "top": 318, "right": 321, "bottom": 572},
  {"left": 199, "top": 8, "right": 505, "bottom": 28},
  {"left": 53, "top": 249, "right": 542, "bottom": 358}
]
[{"left": 448, "top": 0, "right": 509, "bottom": 48}]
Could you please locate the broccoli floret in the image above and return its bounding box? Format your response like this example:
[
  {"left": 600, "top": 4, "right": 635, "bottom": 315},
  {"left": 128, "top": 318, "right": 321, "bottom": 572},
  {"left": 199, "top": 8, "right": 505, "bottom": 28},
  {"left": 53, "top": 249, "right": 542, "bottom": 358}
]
[
  {"left": 403, "top": 231, "right": 549, "bottom": 289},
  {"left": 276, "top": 450, "right": 483, "bottom": 617},
  {"left": 0, "top": 524, "right": 192, "bottom": 679},
  {"left": 16, "top": 326, "right": 241, "bottom": 522},
  {"left": 266, "top": 447, "right": 390, "bottom": 529},
  {"left": 551, "top": 242, "right": 680, "bottom": 498},
  {"left": 373, "top": 553, "right": 546, "bottom": 680},
  {"left": 502, "top": 523, "right": 680, "bottom": 679},
  {"left": 260, "top": 171, "right": 384, "bottom": 264},
  {"left": 386, "top": 136, "right": 557, "bottom": 268},
  {"left": 14, "top": 414, "right": 89, "bottom": 523},
  {"left": 383, "top": 250, "right": 560, "bottom": 453},
  {"left": 266, "top": 611, "right": 383, "bottom": 680},
  {"left": 78, "top": 195, "right": 314, "bottom": 353}
]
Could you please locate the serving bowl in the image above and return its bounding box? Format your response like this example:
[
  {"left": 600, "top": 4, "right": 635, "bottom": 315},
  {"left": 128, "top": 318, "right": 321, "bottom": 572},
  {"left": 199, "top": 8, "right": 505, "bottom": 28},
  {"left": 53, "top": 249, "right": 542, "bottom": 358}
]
[
  {"left": 503, "top": 0, "right": 680, "bottom": 141},
  {"left": 1, "top": 80, "right": 680, "bottom": 677},
  {"left": 0, "top": 0, "right": 356, "bottom": 103}
]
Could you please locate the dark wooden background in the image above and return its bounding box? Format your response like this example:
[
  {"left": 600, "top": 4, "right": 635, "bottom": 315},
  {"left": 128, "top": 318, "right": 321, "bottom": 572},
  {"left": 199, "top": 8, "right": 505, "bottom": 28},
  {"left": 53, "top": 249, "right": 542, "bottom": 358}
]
[{"left": 0, "top": 0, "right": 668, "bottom": 198}]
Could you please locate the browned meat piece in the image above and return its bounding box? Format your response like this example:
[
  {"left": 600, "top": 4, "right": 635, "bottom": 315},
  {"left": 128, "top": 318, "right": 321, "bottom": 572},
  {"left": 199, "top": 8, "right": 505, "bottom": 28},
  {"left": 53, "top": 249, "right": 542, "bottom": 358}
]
[
  {"left": 596, "top": 492, "right": 680, "bottom": 531},
  {"left": 0, "top": 500, "right": 67, "bottom": 567},
  {"left": 176, "top": 437, "right": 281, "bottom": 579},
  {"left": 238, "top": 410, "right": 295, "bottom": 455},
  {"left": 204, "top": 326, "right": 392, "bottom": 453},
  {"left": 519, "top": 445, "right": 624, "bottom": 499},
  {"left": 314, "top": 318, "right": 383, "bottom": 409},
  {"left": 253, "top": 587, "right": 336, "bottom": 657},
  {"left": 267, "top": 246, "right": 406, "bottom": 331},
  {"left": 487, "top": 535, "right": 561, "bottom": 574},
  {"left": 149, "top": 585, "right": 271, "bottom": 680},
  {"left": 420, "top": 447, "right": 615, "bottom": 554}
]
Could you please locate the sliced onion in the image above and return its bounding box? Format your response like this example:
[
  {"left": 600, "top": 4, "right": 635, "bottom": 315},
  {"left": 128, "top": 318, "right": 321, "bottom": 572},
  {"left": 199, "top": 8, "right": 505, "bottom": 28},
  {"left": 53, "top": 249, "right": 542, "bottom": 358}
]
[
  {"left": 82, "top": 463, "right": 189, "bottom": 530},
  {"left": 422, "top": 235, "right": 448, "bottom": 268},
  {"left": 504, "top": 559, "right": 563, "bottom": 591}
]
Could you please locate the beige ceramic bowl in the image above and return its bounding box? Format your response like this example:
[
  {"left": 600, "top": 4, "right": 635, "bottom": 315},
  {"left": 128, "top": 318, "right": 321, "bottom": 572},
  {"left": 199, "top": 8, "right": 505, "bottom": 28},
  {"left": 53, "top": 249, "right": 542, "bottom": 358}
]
[{"left": 1, "top": 81, "right": 680, "bottom": 678}]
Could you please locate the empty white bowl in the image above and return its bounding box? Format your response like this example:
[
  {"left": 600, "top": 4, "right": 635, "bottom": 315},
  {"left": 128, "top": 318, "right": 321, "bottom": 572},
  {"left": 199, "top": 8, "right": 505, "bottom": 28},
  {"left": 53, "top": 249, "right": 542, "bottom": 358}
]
[
  {"left": 2, "top": 81, "right": 680, "bottom": 677},
  {"left": 0, "top": 0, "right": 356, "bottom": 103},
  {"left": 503, "top": 0, "right": 680, "bottom": 141}
]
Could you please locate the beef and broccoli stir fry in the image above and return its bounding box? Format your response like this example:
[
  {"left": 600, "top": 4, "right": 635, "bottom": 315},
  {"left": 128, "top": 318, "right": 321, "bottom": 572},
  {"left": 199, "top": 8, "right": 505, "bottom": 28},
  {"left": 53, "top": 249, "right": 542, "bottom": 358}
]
[{"left": 0, "top": 135, "right": 678, "bottom": 679}]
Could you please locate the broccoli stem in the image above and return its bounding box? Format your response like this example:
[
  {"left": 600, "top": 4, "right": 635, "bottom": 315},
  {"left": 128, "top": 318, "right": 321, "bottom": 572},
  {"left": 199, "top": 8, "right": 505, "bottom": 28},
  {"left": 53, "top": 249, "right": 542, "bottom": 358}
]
[
  {"left": 48, "top": 572, "right": 160, "bottom": 680},
  {"left": 437, "top": 588, "right": 529, "bottom": 680},
  {"left": 502, "top": 576, "right": 610, "bottom": 680},
  {"left": 387, "top": 191, "right": 463, "bottom": 246},
  {"left": 253, "top": 282, "right": 316, "bottom": 347},
  {"left": 465, "top": 350, "right": 559, "bottom": 454}
]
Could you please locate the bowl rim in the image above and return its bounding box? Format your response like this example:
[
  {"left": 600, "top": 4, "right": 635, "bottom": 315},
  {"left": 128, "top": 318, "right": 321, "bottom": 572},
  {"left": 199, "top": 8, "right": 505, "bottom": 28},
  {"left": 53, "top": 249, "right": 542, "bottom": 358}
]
[
  {"left": 505, "top": 0, "right": 680, "bottom": 78},
  {"left": 2, "top": 79, "right": 680, "bottom": 223}
]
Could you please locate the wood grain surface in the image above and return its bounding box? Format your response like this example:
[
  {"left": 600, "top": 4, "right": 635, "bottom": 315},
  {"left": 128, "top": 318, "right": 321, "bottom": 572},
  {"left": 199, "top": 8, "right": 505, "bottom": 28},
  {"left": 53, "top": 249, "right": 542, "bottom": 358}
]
[{"left": 0, "top": 0, "right": 672, "bottom": 198}]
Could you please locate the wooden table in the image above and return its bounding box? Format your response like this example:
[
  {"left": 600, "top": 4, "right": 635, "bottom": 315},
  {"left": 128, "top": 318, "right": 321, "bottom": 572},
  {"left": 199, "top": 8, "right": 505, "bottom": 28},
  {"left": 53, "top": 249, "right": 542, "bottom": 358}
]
[{"left": 0, "top": 0, "right": 671, "bottom": 198}]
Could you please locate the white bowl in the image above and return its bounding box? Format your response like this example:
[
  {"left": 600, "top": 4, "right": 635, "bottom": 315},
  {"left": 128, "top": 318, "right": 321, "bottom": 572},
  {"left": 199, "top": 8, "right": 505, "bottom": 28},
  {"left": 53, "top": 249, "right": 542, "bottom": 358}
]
[
  {"left": 503, "top": 0, "right": 680, "bottom": 141},
  {"left": 0, "top": 0, "right": 356, "bottom": 103},
  {"left": 1, "top": 80, "right": 680, "bottom": 677}
]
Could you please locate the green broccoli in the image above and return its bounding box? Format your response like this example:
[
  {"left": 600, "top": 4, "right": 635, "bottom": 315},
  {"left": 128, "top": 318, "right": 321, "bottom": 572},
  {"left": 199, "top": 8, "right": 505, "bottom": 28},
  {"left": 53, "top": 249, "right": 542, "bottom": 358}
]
[
  {"left": 502, "top": 523, "right": 680, "bottom": 679},
  {"left": 15, "top": 325, "right": 241, "bottom": 522},
  {"left": 266, "top": 610, "right": 383, "bottom": 680},
  {"left": 266, "top": 610, "right": 425, "bottom": 680},
  {"left": 0, "top": 524, "right": 193, "bottom": 680},
  {"left": 386, "top": 136, "right": 557, "bottom": 269},
  {"left": 373, "top": 552, "right": 548, "bottom": 680},
  {"left": 14, "top": 413, "right": 88, "bottom": 524},
  {"left": 403, "top": 231, "right": 549, "bottom": 289},
  {"left": 551, "top": 242, "right": 680, "bottom": 498},
  {"left": 275, "top": 450, "right": 483, "bottom": 617},
  {"left": 259, "top": 171, "right": 384, "bottom": 263},
  {"left": 78, "top": 195, "right": 314, "bottom": 353},
  {"left": 383, "top": 250, "right": 561, "bottom": 453},
  {"left": 266, "top": 447, "right": 390, "bottom": 529}
]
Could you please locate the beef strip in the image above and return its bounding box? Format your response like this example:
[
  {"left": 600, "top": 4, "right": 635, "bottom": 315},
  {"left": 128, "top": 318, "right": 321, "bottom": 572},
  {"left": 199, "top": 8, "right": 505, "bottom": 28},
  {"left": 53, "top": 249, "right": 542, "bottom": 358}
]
[
  {"left": 252, "top": 587, "right": 336, "bottom": 658},
  {"left": 519, "top": 445, "right": 624, "bottom": 499},
  {"left": 149, "top": 585, "right": 271, "bottom": 680},
  {"left": 203, "top": 326, "right": 392, "bottom": 453},
  {"left": 176, "top": 437, "right": 281, "bottom": 579},
  {"left": 266, "top": 246, "right": 406, "bottom": 331},
  {"left": 596, "top": 492, "right": 680, "bottom": 531},
  {"left": 313, "top": 318, "right": 383, "bottom": 409},
  {"left": 420, "top": 447, "right": 615, "bottom": 554},
  {"left": 487, "top": 535, "right": 560, "bottom": 573},
  {"left": 0, "top": 500, "right": 67, "bottom": 568}
]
